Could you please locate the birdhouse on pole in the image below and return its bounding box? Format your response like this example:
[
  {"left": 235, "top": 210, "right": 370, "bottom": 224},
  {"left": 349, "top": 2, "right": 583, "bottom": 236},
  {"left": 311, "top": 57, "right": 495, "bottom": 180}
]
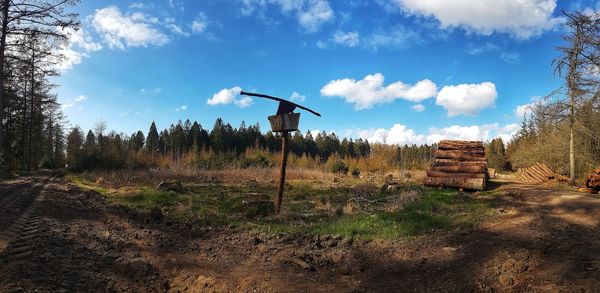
[{"left": 240, "top": 91, "right": 321, "bottom": 215}]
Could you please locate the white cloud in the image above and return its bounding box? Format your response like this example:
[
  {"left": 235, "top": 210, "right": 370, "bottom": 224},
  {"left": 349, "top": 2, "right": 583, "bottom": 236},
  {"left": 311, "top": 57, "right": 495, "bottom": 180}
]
[
  {"left": 365, "top": 25, "right": 422, "bottom": 51},
  {"left": 141, "top": 88, "right": 162, "bottom": 95},
  {"left": 55, "top": 27, "right": 102, "bottom": 71},
  {"left": 333, "top": 31, "right": 359, "bottom": 47},
  {"left": 74, "top": 95, "right": 87, "bottom": 102},
  {"left": 320, "top": 73, "right": 437, "bottom": 110},
  {"left": 175, "top": 105, "right": 188, "bottom": 112},
  {"left": 353, "top": 122, "right": 521, "bottom": 145},
  {"left": 192, "top": 12, "right": 208, "bottom": 34},
  {"left": 297, "top": 0, "right": 334, "bottom": 32},
  {"left": 130, "top": 2, "right": 144, "bottom": 9},
  {"left": 357, "top": 124, "right": 426, "bottom": 145},
  {"left": 316, "top": 40, "right": 327, "bottom": 49},
  {"left": 241, "top": 0, "right": 333, "bottom": 33},
  {"left": 515, "top": 96, "right": 543, "bottom": 118},
  {"left": 435, "top": 82, "right": 497, "bottom": 116},
  {"left": 207, "top": 86, "right": 252, "bottom": 108},
  {"left": 235, "top": 96, "right": 253, "bottom": 108},
  {"left": 389, "top": 0, "right": 563, "bottom": 39},
  {"left": 500, "top": 52, "right": 521, "bottom": 64},
  {"left": 167, "top": 23, "right": 190, "bottom": 37},
  {"left": 91, "top": 6, "right": 169, "bottom": 49},
  {"left": 411, "top": 104, "right": 425, "bottom": 112},
  {"left": 290, "top": 91, "right": 306, "bottom": 102},
  {"left": 467, "top": 42, "right": 500, "bottom": 55},
  {"left": 61, "top": 103, "right": 74, "bottom": 110}
]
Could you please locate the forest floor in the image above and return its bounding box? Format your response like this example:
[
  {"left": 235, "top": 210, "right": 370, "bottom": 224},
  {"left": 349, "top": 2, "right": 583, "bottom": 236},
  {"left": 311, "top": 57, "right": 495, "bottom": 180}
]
[{"left": 1, "top": 170, "right": 600, "bottom": 292}]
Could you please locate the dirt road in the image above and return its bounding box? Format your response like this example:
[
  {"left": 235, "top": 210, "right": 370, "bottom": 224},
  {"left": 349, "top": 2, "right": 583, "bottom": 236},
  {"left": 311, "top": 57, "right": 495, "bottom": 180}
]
[{"left": 1, "top": 173, "right": 599, "bottom": 292}]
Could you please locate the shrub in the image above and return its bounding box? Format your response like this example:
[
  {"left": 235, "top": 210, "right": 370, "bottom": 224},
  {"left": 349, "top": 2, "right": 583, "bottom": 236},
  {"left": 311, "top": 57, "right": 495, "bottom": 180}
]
[{"left": 331, "top": 161, "right": 349, "bottom": 175}]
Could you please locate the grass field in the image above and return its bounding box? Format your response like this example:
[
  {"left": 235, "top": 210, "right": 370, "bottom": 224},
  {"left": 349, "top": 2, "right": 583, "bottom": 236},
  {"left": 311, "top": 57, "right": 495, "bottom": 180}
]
[{"left": 68, "top": 171, "right": 500, "bottom": 240}]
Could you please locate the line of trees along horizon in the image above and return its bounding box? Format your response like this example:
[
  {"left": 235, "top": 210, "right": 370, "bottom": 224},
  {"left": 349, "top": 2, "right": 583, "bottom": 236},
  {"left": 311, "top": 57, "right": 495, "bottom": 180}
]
[{"left": 65, "top": 118, "right": 437, "bottom": 174}]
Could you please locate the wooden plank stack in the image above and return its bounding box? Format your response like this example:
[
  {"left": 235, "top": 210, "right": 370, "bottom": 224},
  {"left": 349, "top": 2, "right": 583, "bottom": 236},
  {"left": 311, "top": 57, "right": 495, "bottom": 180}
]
[
  {"left": 423, "top": 140, "right": 487, "bottom": 191},
  {"left": 514, "top": 163, "right": 568, "bottom": 184}
]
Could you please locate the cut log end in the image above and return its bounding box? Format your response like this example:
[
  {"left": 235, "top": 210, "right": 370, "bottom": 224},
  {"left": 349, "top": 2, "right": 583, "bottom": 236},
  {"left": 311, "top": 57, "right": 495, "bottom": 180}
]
[{"left": 423, "top": 177, "right": 486, "bottom": 191}]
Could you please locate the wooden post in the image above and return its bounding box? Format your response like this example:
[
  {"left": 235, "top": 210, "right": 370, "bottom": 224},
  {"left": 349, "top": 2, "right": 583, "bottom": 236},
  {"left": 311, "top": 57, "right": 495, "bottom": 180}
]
[{"left": 275, "top": 131, "right": 289, "bottom": 215}]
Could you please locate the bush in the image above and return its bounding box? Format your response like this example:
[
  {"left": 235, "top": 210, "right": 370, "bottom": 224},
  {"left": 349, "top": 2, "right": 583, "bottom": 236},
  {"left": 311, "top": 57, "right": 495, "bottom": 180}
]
[
  {"left": 330, "top": 161, "right": 349, "bottom": 175},
  {"left": 351, "top": 167, "right": 361, "bottom": 178}
]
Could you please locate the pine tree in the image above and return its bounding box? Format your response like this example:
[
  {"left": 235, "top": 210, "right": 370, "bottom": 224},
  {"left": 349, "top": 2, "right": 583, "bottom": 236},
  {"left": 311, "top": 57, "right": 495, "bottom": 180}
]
[
  {"left": 66, "top": 126, "right": 83, "bottom": 169},
  {"left": 146, "top": 121, "right": 159, "bottom": 159}
]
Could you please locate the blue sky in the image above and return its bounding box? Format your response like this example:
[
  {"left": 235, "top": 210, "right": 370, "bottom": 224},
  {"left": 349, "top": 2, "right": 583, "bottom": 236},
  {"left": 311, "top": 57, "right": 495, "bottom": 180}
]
[{"left": 55, "top": 0, "right": 600, "bottom": 144}]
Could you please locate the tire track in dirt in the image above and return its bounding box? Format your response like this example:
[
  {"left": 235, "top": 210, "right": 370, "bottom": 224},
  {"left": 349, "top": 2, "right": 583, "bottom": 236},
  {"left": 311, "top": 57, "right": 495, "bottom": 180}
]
[{"left": 0, "top": 172, "right": 59, "bottom": 292}]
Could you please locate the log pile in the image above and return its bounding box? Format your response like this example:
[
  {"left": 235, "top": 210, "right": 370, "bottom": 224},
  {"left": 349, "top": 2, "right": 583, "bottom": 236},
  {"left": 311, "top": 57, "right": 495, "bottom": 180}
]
[
  {"left": 514, "top": 163, "right": 568, "bottom": 184},
  {"left": 583, "top": 168, "right": 600, "bottom": 194},
  {"left": 423, "top": 140, "right": 487, "bottom": 191}
]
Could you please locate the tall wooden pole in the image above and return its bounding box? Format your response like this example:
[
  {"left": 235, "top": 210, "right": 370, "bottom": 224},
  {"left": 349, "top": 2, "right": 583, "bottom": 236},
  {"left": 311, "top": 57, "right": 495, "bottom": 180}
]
[{"left": 275, "top": 131, "right": 289, "bottom": 215}]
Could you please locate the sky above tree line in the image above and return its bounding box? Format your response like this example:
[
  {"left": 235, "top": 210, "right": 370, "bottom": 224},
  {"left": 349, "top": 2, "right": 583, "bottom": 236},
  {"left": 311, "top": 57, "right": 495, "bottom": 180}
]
[{"left": 55, "top": 0, "right": 600, "bottom": 145}]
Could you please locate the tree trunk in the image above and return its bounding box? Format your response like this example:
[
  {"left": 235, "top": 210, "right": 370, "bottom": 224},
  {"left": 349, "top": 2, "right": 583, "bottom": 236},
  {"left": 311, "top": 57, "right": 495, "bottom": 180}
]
[
  {"left": 423, "top": 177, "right": 485, "bottom": 191},
  {"left": 429, "top": 164, "right": 486, "bottom": 174},
  {"left": 426, "top": 170, "right": 486, "bottom": 179},
  {"left": 434, "top": 150, "right": 487, "bottom": 161},
  {"left": 0, "top": 0, "right": 10, "bottom": 158}
]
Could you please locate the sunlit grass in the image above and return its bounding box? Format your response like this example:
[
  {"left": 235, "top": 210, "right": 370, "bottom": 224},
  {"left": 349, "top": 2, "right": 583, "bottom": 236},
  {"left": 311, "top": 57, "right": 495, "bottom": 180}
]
[{"left": 68, "top": 174, "right": 500, "bottom": 240}]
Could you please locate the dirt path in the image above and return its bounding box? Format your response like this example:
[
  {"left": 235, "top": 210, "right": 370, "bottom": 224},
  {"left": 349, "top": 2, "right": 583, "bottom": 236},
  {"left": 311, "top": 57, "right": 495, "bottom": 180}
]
[{"left": 1, "top": 175, "right": 599, "bottom": 292}]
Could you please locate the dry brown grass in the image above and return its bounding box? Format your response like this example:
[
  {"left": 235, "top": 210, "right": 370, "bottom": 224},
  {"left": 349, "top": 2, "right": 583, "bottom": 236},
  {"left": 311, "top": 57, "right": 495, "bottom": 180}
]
[{"left": 77, "top": 167, "right": 338, "bottom": 188}]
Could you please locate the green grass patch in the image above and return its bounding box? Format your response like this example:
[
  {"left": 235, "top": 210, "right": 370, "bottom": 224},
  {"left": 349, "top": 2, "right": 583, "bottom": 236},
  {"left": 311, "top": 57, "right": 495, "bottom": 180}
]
[
  {"left": 68, "top": 174, "right": 499, "bottom": 240},
  {"left": 257, "top": 188, "right": 498, "bottom": 239}
]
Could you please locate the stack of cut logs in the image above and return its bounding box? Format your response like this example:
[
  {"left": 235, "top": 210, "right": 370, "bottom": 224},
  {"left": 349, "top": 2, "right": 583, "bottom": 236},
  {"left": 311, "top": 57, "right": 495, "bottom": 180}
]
[
  {"left": 424, "top": 140, "right": 487, "bottom": 191},
  {"left": 514, "top": 163, "right": 568, "bottom": 184},
  {"left": 583, "top": 168, "right": 600, "bottom": 194}
]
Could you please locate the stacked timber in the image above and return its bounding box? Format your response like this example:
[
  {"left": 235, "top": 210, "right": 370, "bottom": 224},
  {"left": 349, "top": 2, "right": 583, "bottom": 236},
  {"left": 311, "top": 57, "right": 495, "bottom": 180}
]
[
  {"left": 514, "top": 163, "right": 568, "bottom": 184},
  {"left": 583, "top": 168, "right": 600, "bottom": 194},
  {"left": 423, "top": 140, "right": 487, "bottom": 191}
]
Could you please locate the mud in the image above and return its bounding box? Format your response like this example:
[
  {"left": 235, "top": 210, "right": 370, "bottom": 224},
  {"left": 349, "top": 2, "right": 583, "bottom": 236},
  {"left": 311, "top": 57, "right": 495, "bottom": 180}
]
[{"left": 1, "top": 173, "right": 600, "bottom": 292}]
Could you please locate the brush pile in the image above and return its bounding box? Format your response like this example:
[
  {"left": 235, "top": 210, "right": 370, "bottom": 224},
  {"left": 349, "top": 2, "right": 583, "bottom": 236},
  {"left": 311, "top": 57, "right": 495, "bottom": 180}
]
[
  {"left": 424, "top": 140, "right": 487, "bottom": 191},
  {"left": 514, "top": 163, "right": 568, "bottom": 184},
  {"left": 583, "top": 168, "right": 600, "bottom": 194}
]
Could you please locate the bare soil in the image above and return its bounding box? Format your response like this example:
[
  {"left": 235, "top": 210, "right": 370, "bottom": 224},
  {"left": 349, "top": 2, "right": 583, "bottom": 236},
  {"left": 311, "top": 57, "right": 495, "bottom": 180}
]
[{"left": 1, "top": 172, "right": 600, "bottom": 292}]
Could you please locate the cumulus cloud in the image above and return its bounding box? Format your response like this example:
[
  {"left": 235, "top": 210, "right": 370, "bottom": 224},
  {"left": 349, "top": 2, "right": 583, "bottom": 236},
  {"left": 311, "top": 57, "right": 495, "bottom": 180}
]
[
  {"left": 241, "top": 0, "right": 333, "bottom": 32},
  {"left": 333, "top": 31, "right": 359, "bottom": 47},
  {"left": 357, "top": 124, "right": 426, "bottom": 145},
  {"left": 207, "top": 87, "right": 252, "bottom": 108},
  {"left": 389, "top": 0, "right": 563, "bottom": 39},
  {"left": 411, "top": 104, "right": 425, "bottom": 112},
  {"left": 235, "top": 96, "right": 253, "bottom": 108},
  {"left": 353, "top": 122, "right": 520, "bottom": 145},
  {"left": 290, "top": 92, "right": 306, "bottom": 102},
  {"left": 320, "top": 73, "right": 438, "bottom": 110},
  {"left": 92, "top": 6, "right": 169, "bottom": 49},
  {"left": 435, "top": 82, "right": 497, "bottom": 116},
  {"left": 515, "top": 96, "right": 543, "bottom": 118},
  {"left": 55, "top": 27, "right": 102, "bottom": 71}
]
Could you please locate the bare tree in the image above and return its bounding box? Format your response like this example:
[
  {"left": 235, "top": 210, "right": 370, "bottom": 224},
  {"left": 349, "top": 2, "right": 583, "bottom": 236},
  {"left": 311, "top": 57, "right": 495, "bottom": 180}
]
[
  {"left": 553, "top": 10, "right": 600, "bottom": 184},
  {"left": 0, "top": 0, "right": 79, "bottom": 165}
]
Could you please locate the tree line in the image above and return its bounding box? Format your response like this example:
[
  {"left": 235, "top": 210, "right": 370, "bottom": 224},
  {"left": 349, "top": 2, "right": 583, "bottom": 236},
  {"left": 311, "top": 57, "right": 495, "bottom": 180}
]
[
  {"left": 0, "top": 0, "right": 80, "bottom": 172},
  {"left": 64, "top": 118, "right": 436, "bottom": 174}
]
